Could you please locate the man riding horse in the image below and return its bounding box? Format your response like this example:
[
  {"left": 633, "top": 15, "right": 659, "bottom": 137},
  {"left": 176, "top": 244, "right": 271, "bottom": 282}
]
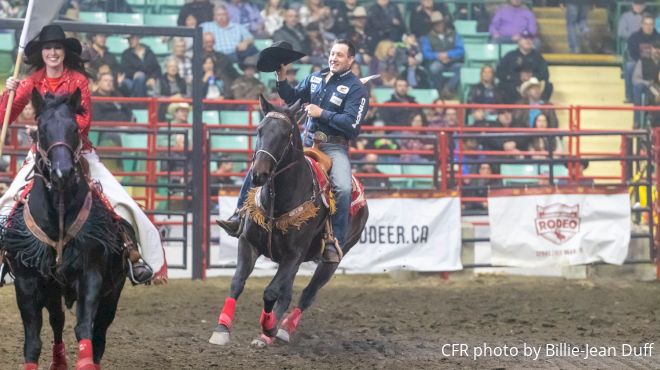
[
  {"left": 0, "top": 25, "right": 166, "bottom": 284},
  {"left": 218, "top": 39, "right": 369, "bottom": 263}
]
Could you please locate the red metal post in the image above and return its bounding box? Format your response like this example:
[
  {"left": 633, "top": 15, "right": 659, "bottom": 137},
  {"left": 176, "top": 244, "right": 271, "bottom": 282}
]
[{"left": 440, "top": 132, "right": 448, "bottom": 192}]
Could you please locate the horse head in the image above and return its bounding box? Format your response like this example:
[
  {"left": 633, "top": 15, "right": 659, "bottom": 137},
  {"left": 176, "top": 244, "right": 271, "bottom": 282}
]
[
  {"left": 251, "top": 94, "right": 302, "bottom": 186},
  {"left": 31, "top": 88, "right": 84, "bottom": 189}
]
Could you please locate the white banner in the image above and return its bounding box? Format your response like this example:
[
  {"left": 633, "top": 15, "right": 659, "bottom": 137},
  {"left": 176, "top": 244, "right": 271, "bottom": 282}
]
[
  {"left": 215, "top": 195, "right": 463, "bottom": 272},
  {"left": 19, "top": 0, "right": 67, "bottom": 50},
  {"left": 488, "top": 187, "right": 631, "bottom": 267}
]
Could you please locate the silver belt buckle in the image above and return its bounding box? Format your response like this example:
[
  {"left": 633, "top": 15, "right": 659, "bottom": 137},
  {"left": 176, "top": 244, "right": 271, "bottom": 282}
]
[{"left": 313, "top": 131, "right": 328, "bottom": 143}]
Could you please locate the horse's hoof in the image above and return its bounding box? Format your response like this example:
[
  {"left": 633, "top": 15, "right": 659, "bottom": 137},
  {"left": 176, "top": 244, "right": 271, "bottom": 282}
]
[
  {"left": 49, "top": 362, "right": 68, "bottom": 370},
  {"left": 75, "top": 357, "right": 96, "bottom": 370},
  {"left": 275, "top": 328, "right": 290, "bottom": 343},
  {"left": 250, "top": 334, "right": 275, "bottom": 348},
  {"left": 209, "top": 330, "right": 231, "bottom": 346}
]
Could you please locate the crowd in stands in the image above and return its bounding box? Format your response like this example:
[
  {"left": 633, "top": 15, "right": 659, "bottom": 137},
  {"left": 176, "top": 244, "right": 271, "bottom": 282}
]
[{"left": 0, "top": 0, "right": 644, "bottom": 195}]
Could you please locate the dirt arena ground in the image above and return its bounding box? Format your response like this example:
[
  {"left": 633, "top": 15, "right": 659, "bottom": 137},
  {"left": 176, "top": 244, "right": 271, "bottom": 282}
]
[{"left": 1, "top": 274, "right": 660, "bottom": 369}]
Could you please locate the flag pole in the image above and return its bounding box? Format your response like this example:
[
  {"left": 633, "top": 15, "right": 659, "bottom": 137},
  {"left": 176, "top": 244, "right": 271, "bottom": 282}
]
[{"left": 0, "top": 50, "right": 24, "bottom": 157}]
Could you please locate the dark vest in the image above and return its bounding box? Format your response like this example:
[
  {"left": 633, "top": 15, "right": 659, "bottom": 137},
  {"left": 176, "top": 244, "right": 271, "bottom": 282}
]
[{"left": 427, "top": 30, "right": 456, "bottom": 52}]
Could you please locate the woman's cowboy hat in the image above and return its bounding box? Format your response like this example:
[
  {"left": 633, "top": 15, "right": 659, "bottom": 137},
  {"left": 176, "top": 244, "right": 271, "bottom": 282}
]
[
  {"left": 25, "top": 25, "right": 82, "bottom": 58},
  {"left": 167, "top": 102, "right": 191, "bottom": 117},
  {"left": 256, "top": 41, "right": 307, "bottom": 72},
  {"left": 519, "top": 77, "right": 544, "bottom": 96}
]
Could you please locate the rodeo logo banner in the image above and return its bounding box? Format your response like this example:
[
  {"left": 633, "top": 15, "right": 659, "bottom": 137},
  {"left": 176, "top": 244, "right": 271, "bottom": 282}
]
[{"left": 487, "top": 187, "right": 630, "bottom": 267}]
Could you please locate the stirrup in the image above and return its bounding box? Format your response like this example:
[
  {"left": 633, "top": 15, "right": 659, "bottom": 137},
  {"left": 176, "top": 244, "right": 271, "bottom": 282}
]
[{"left": 127, "top": 259, "right": 154, "bottom": 285}]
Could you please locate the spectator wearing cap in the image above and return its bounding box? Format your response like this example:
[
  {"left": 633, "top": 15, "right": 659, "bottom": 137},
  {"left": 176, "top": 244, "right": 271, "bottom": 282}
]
[
  {"left": 330, "top": 0, "right": 358, "bottom": 38},
  {"left": 200, "top": 5, "right": 258, "bottom": 63},
  {"left": 365, "top": 0, "right": 405, "bottom": 53},
  {"left": 177, "top": 0, "right": 214, "bottom": 26},
  {"left": 626, "top": 14, "right": 657, "bottom": 105},
  {"left": 513, "top": 77, "right": 559, "bottom": 129},
  {"left": 420, "top": 11, "right": 464, "bottom": 97},
  {"left": 85, "top": 33, "right": 120, "bottom": 79},
  {"left": 497, "top": 31, "right": 552, "bottom": 103},
  {"left": 409, "top": 0, "right": 450, "bottom": 39},
  {"left": 272, "top": 9, "right": 312, "bottom": 55},
  {"left": 399, "top": 51, "right": 432, "bottom": 89},
  {"left": 120, "top": 34, "right": 162, "bottom": 97},
  {"left": 225, "top": 0, "right": 266, "bottom": 37},
  {"left": 230, "top": 61, "right": 265, "bottom": 100},
  {"left": 346, "top": 6, "right": 373, "bottom": 65},
  {"left": 618, "top": 0, "right": 645, "bottom": 41},
  {"left": 488, "top": 0, "right": 537, "bottom": 44},
  {"left": 562, "top": 0, "right": 592, "bottom": 54}
]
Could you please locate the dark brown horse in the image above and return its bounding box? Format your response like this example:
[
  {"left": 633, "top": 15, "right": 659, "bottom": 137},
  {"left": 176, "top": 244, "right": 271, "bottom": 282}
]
[
  {"left": 209, "top": 95, "right": 368, "bottom": 346},
  {"left": 2, "top": 89, "right": 130, "bottom": 370}
]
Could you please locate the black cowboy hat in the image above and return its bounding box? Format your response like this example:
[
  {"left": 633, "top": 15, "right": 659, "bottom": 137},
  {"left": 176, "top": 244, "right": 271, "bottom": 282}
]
[
  {"left": 25, "top": 25, "right": 82, "bottom": 58},
  {"left": 256, "top": 41, "right": 307, "bottom": 73}
]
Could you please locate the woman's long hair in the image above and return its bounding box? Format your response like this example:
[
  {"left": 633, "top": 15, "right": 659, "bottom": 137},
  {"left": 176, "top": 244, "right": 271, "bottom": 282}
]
[{"left": 24, "top": 42, "right": 90, "bottom": 78}]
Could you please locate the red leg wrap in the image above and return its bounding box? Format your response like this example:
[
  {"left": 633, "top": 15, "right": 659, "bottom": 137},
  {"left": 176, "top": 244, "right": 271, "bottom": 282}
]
[
  {"left": 24, "top": 363, "right": 38, "bottom": 370},
  {"left": 281, "top": 307, "right": 302, "bottom": 335},
  {"left": 49, "top": 341, "right": 68, "bottom": 370},
  {"left": 76, "top": 339, "right": 94, "bottom": 370},
  {"left": 260, "top": 309, "right": 277, "bottom": 333},
  {"left": 218, "top": 297, "right": 236, "bottom": 328}
]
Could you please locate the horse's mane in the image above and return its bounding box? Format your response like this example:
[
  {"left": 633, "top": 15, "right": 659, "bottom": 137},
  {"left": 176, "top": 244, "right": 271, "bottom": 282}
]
[{"left": 0, "top": 189, "right": 123, "bottom": 277}]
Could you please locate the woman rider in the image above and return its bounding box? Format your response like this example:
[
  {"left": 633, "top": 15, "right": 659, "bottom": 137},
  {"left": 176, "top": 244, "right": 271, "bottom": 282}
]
[{"left": 0, "top": 25, "right": 166, "bottom": 284}]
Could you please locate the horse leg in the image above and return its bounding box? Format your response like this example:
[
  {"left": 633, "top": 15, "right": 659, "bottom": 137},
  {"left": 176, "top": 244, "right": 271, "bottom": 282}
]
[
  {"left": 90, "top": 290, "right": 122, "bottom": 369},
  {"left": 44, "top": 282, "right": 67, "bottom": 370},
  {"left": 277, "top": 261, "right": 339, "bottom": 343},
  {"left": 209, "top": 237, "right": 259, "bottom": 346},
  {"left": 14, "top": 275, "right": 46, "bottom": 369},
  {"left": 74, "top": 268, "right": 103, "bottom": 370},
  {"left": 250, "top": 256, "right": 299, "bottom": 348},
  {"left": 273, "top": 263, "right": 300, "bottom": 320}
]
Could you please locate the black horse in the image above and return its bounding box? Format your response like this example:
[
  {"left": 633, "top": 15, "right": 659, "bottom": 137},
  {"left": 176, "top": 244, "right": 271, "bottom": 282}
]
[
  {"left": 209, "top": 95, "right": 369, "bottom": 347},
  {"left": 2, "top": 89, "right": 130, "bottom": 370}
]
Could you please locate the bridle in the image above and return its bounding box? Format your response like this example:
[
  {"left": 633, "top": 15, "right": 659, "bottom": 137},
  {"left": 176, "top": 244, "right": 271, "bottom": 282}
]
[
  {"left": 253, "top": 111, "right": 296, "bottom": 174},
  {"left": 32, "top": 127, "right": 83, "bottom": 191}
]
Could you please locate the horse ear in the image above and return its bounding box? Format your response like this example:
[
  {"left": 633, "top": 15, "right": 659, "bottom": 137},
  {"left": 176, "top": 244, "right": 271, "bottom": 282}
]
[
  {"left": 288, "top": 99, "right": 302, "bottom": 116},
  {"left": 31, "top": 88, "right": 44, "bottom": 118},
  {"left": 259, "top": 94, "right": 273, "bottom": 114},
  {"left": 68, "top": 88, "right": 82, "bottom": 113}
]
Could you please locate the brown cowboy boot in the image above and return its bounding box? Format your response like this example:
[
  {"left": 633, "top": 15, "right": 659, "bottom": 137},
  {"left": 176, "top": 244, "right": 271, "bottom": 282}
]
[{"left": 122, "top": 232, "right": 154, "bottom": 285}]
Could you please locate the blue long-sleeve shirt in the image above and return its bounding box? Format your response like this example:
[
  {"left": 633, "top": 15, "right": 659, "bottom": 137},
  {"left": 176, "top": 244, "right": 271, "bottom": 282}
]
[
  {"left": 276, "top": 68, "right": 369, "bottom": 141},
  {"left": 421, "top": 33, "right": 465, "bottom": 62}
]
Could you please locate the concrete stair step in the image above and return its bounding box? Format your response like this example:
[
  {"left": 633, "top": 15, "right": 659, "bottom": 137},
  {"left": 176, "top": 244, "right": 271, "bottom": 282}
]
[{"left": 534, "top": 7, "right": 608, "bottom": 19}]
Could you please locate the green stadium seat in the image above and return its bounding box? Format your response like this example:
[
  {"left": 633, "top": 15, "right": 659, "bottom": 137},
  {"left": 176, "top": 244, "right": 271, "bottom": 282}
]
[
  {"left": 501, "top": 164, "right": 539, "bottom": 186},
  {"left": 0, "top": 32, "right": 15, "bottom": 74},
  {"left": 538, "top": 164, "right": 569, "bottom": 179},
  {"left": 88, "top": 131, "right": 100, "bottom": 146},
  {"left": 144, "top": 14, "right": 178, "bottom": 26},
  {"left": 465, "top": 43, "right": 498, "bottom": 67},
  {"left": 220, "top": 111, "right": 261, "bottom": 126},
  {"left": 254, "top": 39, "right": 273, "bottom": 51},
  {"left": 403, "top": 164, "right": 435, "bottom": 189},
  {"left": 122, "top": 133, "right": 148, "bottom": 172},
  {"left": 259, "top": 72, "right": 278, "bottom": 90},
  {"left": 158, "top": 0, "right": 186, "bottom": 14},
  {"left": 460, "top": 66, "right": 482, "bottom": 101},
  {"left": 79, "top": 12, "right": 107, "bottom": 23},
  {"left": 499, "top": 43, "right": 518, "bottom": 58},
  {"left": 211, "top": 135, "right": 249, "bottom": 150},
  {"left": 132, "top": 109, "right": 148, "bottom": 123},
  {"left": 373, "top": 87, "right": 394, "bottom": 103},
  {"left": 376, "top": 164, "right": 402, "bottom": 175},
  {"left": 203, "top": 110, "right": 220, "bottom": 124},
  {"left": 462, "top": 33, "right": 490, "bottom": 45},
  {"left": 141, "top": 36, "right": 170, "bottom": 56},
  {"left": 409, "top": 89, "right": 439, "bottom": 104},
  {"left": 454, "top": 20, "right": 477, "bottom": 35},
  {"left": 108, "top": 13, "right": 144, "bottom": 25},
  {"left": 106, "top": 36, "right": 129, "bottom": 55}
]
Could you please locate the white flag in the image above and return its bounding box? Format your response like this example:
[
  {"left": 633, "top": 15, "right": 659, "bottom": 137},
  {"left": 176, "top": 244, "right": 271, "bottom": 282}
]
[{"left": 18, "top": 0, "right": 67, "bottom": 51}]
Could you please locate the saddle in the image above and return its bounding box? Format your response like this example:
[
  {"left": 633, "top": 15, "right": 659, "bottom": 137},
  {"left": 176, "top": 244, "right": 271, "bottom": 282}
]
[{"left": 303, "top": 145, "right": 332, "bottom": 175}]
